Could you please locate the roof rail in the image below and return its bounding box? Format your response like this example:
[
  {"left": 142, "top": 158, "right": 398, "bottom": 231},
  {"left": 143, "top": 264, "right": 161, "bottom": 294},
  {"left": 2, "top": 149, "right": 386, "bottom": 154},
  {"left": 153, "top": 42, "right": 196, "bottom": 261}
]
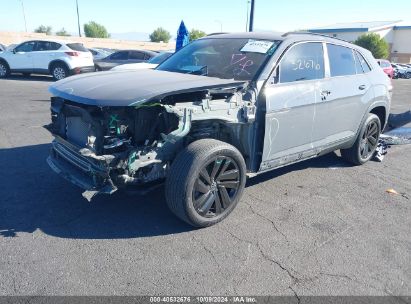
[
  {"left": 206, "top": 32, "right": 229, "bottom": 36},
  {"left": 282, "top": 31, "right": 350, "bottom": 43}
]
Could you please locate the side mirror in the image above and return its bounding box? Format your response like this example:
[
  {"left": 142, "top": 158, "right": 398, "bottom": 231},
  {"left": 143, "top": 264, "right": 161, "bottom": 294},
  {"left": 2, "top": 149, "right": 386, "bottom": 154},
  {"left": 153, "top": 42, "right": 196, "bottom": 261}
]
[{"left": 12, "top": 49, "right": 16, "bottom": 54}]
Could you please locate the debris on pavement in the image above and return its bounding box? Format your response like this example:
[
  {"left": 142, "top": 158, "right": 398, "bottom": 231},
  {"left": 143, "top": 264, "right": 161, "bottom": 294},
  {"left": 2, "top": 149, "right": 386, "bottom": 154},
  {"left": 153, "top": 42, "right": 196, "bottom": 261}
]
[
  {"left": 373, "top": 139, "right": 388, "bottom": 162},
  {"left": 386, "top": 188, "right": 399, "bottom": 195},
  {"left": 386, "top": 188, "right": 410, "bottom": 200}
]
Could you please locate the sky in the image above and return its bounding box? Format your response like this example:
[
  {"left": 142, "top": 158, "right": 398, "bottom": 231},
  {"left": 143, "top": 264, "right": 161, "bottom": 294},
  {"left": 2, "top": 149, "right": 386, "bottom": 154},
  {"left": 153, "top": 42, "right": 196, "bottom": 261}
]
[{"left": 1, "top": 0, "right": 411, "bottom": 40}]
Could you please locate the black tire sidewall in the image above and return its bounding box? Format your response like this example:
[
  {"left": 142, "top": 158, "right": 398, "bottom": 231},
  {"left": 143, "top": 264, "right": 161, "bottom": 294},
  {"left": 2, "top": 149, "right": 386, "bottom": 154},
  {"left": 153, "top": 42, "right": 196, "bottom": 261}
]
[
  {"left": 0, "top": 61, "right": 10, "bottom": 78},
  {"left": 355, "top": 114, "right": 381, "bottom": 164},
  {"left": 166, "top": 139, "right": 247, "bottom": 228},
  {"left": 185, "top": 146, "right": 246, "bottom": 227}
]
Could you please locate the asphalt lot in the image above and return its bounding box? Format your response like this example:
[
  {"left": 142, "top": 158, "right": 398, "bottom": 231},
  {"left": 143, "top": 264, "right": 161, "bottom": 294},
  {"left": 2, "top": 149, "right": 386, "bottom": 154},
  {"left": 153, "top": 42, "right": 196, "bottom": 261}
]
[{"left": 0, "top": 75, "right": 410, "bottom": 297}]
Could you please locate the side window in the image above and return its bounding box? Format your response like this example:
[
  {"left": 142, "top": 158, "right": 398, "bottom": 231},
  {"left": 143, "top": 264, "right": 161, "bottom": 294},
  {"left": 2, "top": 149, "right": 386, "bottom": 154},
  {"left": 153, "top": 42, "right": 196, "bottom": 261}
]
[
  {"left": 15, "top": 41, "right": 36, "bottom": 52},
  {"left": 110, "top": 51, "right": 128, "bottom": 60},
  {"left": 327, "top": 44, "right": 356, "bottom": 77},
  {"left": 356, "top": 51, "right": 371, "bottom": 73},
  {"left": 279, "top": 42, "right": 325, "bottom": 83},
  {"left": 49, "top": 42, "right": 61, "bottom": 51},
  {"left": 34, "top": 41, "right": 61, "bottom": 51},
  {"left": 129, "top": 51, "right": 145, "bottom": 60},
  {"left": 354, "top": 50, "right": 364, "bottom": 74}
]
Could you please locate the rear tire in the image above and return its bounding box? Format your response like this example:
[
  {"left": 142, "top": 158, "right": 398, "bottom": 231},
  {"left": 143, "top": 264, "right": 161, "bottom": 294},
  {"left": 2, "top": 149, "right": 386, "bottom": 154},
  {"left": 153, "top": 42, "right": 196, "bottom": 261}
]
[
  {"left": 51, "top": 63, "right": 69, "bottom": 80},
  {"left": 0, "top": 60, "right": 10, "bottom": 78},
  {"left": 341, "top": 113, "right": 381, "bottom": 165},
  {"left": 406, "top": 72, "right": 411, "bottom": 79},
  {"left": 165, "top": 139, "right": 246, "bottom": 228}
]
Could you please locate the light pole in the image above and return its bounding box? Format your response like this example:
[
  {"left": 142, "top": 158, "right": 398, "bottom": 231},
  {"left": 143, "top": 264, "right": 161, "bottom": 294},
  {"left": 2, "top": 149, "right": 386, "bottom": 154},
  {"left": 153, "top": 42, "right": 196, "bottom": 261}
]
[
  {"left": 249, "top": 0, "right": 255, "bottom": 32},
  {"left": 19, "top": 0, "right": 27, "bottom": 32},
  {"left": 76, "top": 0, "right": 81, "bottom": 37},
  {"left": 215, "top": 20, "right": 222, "bottom": 32},
  {"left": 245, "top": 0, "right": 250, "bottom": 32}
]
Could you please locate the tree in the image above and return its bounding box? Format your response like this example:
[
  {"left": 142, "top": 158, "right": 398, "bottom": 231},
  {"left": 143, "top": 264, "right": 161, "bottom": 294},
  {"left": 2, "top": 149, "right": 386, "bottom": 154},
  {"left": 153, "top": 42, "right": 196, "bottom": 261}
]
[
  {"left": 84, "top": 21, "right": 110, "bottom": 38},
  {"left": 150, "top": 27, "right": 171, "bottom": 43},
  {"left": 55, "top": 28, "right": 71, "bottom": 36},
  {"left": 34, "top": 25, "right": 52, "bottom": 35},
  {"left": 354, "top": 33, "right": 389, "bottom": 59},
  {"left": 189, "top": 29, "right": 206, "bottom": 42}
]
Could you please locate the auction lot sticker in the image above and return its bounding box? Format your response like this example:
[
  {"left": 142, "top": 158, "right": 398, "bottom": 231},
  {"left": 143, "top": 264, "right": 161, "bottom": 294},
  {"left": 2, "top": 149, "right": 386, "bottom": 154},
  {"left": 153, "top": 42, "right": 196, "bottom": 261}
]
[{"left": 241, "top": 39, "right": 274, "bottom": 54}]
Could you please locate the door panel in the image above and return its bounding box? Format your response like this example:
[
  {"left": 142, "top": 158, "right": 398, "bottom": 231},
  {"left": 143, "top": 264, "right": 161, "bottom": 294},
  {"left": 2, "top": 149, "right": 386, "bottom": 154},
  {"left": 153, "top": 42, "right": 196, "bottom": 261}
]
[
  {"left": 260, "top": 42, "right": 325, "bottom": 169},
  {"left": 262, "top": 82, "right": 318, "bottom": 162},
  {"left": 311, "top": 44, "right": 374, "bottom": 147},
  {"left": 9, "top": 41, "right": 35, "bottom": 70}
]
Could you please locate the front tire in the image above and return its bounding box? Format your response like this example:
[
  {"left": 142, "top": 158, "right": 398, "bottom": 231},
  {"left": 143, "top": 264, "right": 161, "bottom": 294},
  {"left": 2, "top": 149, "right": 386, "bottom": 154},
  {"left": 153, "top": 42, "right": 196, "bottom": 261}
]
[
  {"left": 341, "top": 113, "right": 381, "bottom": 165},
  {"left": 51, "top": 63, "right": 69, "bottom": 80},
  {"left": 0, "top": 60, "right": 10, "bottom": 78},
  {"left": 165, "top": 139, "right": 246, "bottom": 228}
]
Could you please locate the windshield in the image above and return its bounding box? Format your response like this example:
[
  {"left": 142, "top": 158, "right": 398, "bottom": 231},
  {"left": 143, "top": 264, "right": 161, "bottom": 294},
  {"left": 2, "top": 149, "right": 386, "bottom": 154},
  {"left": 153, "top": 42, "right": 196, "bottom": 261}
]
[
  {"left": 157, "top": 38, "right": 280, "bottom": 80},
  {"left": 149, "top": 52, "right": 173, "bottom": 64}
]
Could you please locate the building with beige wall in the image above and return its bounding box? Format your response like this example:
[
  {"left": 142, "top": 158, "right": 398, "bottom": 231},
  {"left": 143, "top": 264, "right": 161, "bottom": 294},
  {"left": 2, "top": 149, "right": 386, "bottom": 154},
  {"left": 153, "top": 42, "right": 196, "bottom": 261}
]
[
  {"left": 308, "top": 21, "right": 411, "bottom": 63},
  {"left": 0, "top": 31, "right": 175, "bottom": 51}
]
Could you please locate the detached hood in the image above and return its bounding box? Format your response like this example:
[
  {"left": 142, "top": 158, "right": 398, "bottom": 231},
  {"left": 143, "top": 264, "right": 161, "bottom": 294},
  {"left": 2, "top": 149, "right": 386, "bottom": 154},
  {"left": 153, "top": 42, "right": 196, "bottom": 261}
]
[{"left": 49, "top": 69, "right": 245, "bottom": 107}]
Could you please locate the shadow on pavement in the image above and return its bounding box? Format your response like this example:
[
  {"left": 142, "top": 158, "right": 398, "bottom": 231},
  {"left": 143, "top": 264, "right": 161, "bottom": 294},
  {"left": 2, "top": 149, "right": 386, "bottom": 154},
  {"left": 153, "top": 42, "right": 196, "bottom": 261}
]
[
  {"left": 3, "top": 74, "right": 54, "bottom": 82},
  {"left": 0, "top": 143, "right": 350, "bottom": 240},
  {"left": 0, "top": 144, "right": 193, "bottom": 239}
]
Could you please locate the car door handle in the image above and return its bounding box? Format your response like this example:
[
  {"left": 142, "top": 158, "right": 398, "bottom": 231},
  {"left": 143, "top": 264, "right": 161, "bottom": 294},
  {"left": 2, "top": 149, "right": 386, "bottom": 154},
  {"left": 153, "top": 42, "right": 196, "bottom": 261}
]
[{"left": 359, "top": 85, "right": 366, "bottom": 90}]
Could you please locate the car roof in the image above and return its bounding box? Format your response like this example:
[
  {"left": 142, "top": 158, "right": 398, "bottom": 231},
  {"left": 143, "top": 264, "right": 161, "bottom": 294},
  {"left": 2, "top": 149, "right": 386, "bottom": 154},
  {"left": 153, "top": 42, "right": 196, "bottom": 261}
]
[{"left": 202, "top": 31, "right": 362, "bottom": 50}]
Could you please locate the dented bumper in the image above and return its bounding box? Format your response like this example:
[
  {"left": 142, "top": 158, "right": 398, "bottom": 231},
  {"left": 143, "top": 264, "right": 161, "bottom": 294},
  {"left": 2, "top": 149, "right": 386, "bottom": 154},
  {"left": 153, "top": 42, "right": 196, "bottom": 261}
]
[{"left": 47, "top": 136, "right": 117, "bottom": 199}]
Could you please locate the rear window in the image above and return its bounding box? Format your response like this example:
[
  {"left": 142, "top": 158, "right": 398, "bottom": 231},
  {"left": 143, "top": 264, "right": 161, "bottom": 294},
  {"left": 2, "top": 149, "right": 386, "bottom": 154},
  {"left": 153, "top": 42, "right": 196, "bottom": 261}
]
[
  {"left": 67, "top": 43, "right": 88, "bottom": 52},
  {"left": 327, "top": 44, "right": 356, "bottom": 77}
]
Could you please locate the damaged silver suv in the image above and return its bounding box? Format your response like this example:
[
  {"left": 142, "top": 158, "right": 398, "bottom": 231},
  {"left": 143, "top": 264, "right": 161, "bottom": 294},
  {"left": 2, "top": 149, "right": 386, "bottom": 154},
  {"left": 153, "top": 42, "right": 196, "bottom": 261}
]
[{"left": 47, "top": 32, "right": 391, "bottom": 227}]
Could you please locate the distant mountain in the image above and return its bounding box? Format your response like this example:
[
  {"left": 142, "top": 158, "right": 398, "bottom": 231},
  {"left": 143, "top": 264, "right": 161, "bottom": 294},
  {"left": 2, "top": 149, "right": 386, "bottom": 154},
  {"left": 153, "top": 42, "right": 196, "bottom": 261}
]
[{"left": 110, "top": 32, "right": 150, "bottom": 41}]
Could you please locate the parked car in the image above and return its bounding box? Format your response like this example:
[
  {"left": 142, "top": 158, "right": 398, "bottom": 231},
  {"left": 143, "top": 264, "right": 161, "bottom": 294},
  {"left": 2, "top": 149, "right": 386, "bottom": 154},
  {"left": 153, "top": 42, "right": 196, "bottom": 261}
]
[
  {"left": 46, "top": 32, "right": 391, "bottom": 227},
  {"left": 377, "top": 59, "right": 394, "bottom": 78},
  {"left": 88, "top": 48, "right": 113, "bottom": 61},
  {"left": 391, "top": 63, "right": 405, "bottom": 78},
  {"left": 94, "top": 49, "right": 157, "bottom": 71},
  {"left": 111, "top": 51, "right": 173, "bottom": 71},
  {"left": 0, "top": 40, "right": 94, "bottom": 80},
  {"left": 397, "top": 64, "right": 411, "bottom": 78}
]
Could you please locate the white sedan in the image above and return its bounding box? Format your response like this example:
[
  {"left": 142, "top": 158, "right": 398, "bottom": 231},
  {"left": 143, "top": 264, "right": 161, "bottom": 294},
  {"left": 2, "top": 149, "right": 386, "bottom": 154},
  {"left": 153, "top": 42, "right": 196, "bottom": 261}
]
[{"left": 111, "top": 51, "right": 173, "bottom": 71}]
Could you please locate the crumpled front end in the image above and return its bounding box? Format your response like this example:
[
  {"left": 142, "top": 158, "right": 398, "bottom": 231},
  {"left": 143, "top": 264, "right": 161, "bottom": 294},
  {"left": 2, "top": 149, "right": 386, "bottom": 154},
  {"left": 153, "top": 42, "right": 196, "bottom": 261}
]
[{"left": 46, "top": 81, "right": 254, "bottom": 201}]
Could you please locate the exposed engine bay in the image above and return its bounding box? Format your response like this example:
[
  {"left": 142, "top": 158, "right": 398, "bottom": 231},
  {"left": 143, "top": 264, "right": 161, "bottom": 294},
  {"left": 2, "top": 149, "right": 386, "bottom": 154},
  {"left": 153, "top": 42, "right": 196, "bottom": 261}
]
[{"left": 46, "top": 84, "right": 257, "bottom": 200}]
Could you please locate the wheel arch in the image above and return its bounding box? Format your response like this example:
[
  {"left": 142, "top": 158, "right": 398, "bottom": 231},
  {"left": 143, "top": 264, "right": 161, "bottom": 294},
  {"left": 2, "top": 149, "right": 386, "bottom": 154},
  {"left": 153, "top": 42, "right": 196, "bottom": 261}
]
[
  {"left": 0, "top": 57, "right": 10, "bottom": 69},
  {"left": 48, "top": 60, "right": 69, "bottom": 73},
  {"left": 369, "top": 105, "right": 387, "bottom": 130}
]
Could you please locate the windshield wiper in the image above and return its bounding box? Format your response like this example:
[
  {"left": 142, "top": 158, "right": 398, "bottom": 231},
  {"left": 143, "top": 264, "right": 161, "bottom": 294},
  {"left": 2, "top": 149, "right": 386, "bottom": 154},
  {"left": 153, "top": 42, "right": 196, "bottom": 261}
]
[{"left": 185, "top": 65, "right": 208, "bottom": 76}]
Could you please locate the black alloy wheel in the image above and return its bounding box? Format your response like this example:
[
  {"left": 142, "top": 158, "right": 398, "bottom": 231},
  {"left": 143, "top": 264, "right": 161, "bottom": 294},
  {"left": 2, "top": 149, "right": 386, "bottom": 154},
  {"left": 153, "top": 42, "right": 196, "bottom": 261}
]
[{"left": 193, "top": 156, "right": 241, "bottom": 218}]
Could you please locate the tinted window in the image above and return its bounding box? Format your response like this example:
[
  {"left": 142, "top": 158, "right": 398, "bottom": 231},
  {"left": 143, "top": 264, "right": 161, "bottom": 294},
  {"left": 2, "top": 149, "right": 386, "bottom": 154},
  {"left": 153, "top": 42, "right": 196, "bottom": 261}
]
[
  {"left": 35, "top": 41, "right": 61, "bottom": 51},
  {"left": 110, "top": 51, "right": 128, "bottom": 60},
  {"left": 356, "top": 51, "right": 371, "bottom": 73},
  {"left": 279, "top": 42, "right": 324, "bottom": 83},
  {"left": 129, "top": 51, "right": 144, "bottom": 60},
  {"left": 67, "top": 43, "right": 88, "bottom": 52},
  {"left": 328, "top": 44, "right": 356, "bottom": 77},
  {"left": 15, "top": 41, "right": 36, "bottom": 52},
  {"left": 149, "top": 52, "right": 173, "bottom": 64},
  {"left": 354, "top": 51, "right": 364, "bottom": 74},
  {"left": 89, "top": 49, "right": 97, "bottom": 55}
]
